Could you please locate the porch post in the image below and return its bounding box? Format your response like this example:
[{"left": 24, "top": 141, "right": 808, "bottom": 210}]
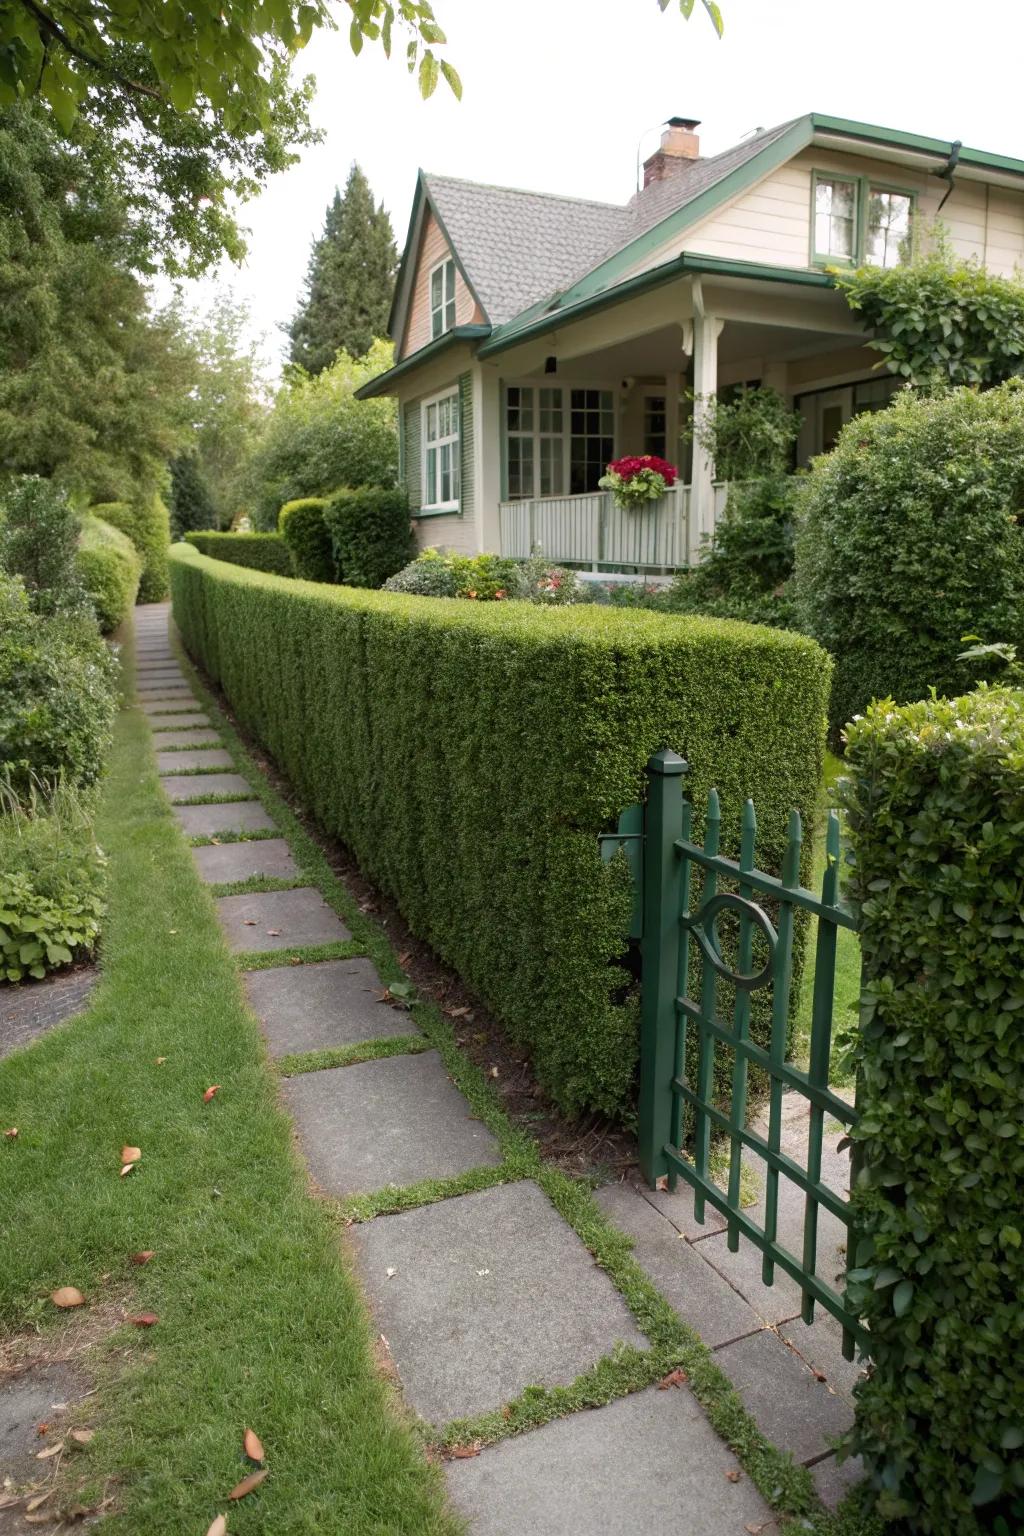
[
  {"left": 476, "top": 362, "right": 502, "bottom": 555},
  {"left": 690, "top": 312, "right": 723, "bottom": 561}
]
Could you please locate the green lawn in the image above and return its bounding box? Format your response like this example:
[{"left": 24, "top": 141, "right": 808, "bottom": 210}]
[
  {"left": 0, "top": 632, "right": 459, "bottom": 1535},
  {"left": 794, "top": 751, "right": 863, "bottom": 1085}
]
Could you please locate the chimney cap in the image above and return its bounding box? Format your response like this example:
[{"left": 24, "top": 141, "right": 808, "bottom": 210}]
[{"left": 667, "top": 116, "right": 701, "bottom": 131}]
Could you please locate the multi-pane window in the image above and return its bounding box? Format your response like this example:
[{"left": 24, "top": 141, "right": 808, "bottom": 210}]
[
  {"left": 504, "top": 386, "right": 570, "bottom": 498},
  {"left": 813, "top": 174, "right": 914, "bottom": 267},
  {"left": 814, "top": 176, "right": 857, "bottom": 260},
  {"left": 569, "top": 389, "right": 614, "bottom": 495},
  {"left": 423, "top": 390, "right": 460, "bottom": 508},
  {"left": 642, "top": 395, "right": 667, "bottom": 459},
  {"left": 866, "top": 189, "right": 912, "bottom": 268},
  {"left": 430, "top": 258, "right": 456, "bottom": 339}
]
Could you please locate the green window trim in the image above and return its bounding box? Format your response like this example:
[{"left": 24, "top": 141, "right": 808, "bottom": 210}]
[{"left": 810, "top": 170, "right": 917, "bottom": 270}]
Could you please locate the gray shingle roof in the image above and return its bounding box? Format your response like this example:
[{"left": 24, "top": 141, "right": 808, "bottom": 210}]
[{"left": 423, "top": 119, "right": 800, "bottom": 326}]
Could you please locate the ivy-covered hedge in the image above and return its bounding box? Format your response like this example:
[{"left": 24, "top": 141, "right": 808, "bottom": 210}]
[
  {"left": 92, "top": 495, "right": 170, "bottom": 604},
  {"left": 322, "top": 487, "right": 414, "bottom": 589},
  {"left": 841, "top": 687, "right": 1024, "bottom": 1532},
  {"left": 77, "top": 513, "right": 142, "bottom": 633},
  {"left": 170, "top": 544, "right": 830, "bottom": 1117},
  {"left": 279, "top": 498, "right": 335, "bottom": 582},
  {"left": 183, "top": 531, "right": 293, "bottom": 576}
]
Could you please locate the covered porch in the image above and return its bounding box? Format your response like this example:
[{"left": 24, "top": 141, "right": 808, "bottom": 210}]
[{"left": 474, "top": 259, "right": 892, "bottom": 571}]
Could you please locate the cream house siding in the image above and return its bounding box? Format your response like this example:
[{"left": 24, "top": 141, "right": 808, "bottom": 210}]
[
  {"left": 619, "top": 145, "right": 1024, "bottom": 280},
  {"left": 400, "top": 209, "right": 481, "bottom": 358}
]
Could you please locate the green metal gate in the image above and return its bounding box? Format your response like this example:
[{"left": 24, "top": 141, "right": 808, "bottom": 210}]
[{"left": 604, "top": 749, "right": 865, "bottom": 1353}]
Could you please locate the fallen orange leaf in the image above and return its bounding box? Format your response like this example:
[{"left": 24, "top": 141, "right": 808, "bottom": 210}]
[
  {"left": 266, "top": 929, "right": 280, "bottom": 937},
  {"left": 155, "top": 1057, "right": 167, "bottom": 1065},
  {"left": 121, "top": 1145, "right": 142, "bottom": 1164},
  {"left": 129, "top": 1313, "right": 159, "bottom": 1327},
  {"left": 3, "top": 1127, "right": 17, "bottom": 1139},
  {"left": 725, "top": 1468, "right": 742, "bottom": 1483},
  {"left": 69, "top": 1429, "right": 94, "bottom": 1446},
  {"left": 243, "top": 1428, "right": 264, "bottom": 1463},
  {"left": 657, "top": 1368, "right": 688, "bottom": 1390},
  {"left": 206, "top": 1518, "right": 228, "bottom": 1536},
  {"left": 51, "top": 1287, "right": 85, "bottom": 1309},
  {"left": 130, "top": 1251, "right": 155, "bottom": 1266},
  {"left": 36, "top": 1423, "right": 49, "bottom": 1436},
  {"left": 228, "top": 1469, "right": 267, "bottom": 1501},
  {"left": 36, "top": 1441, "right": 64, "bottom": 1459},
  {"left": 203, "top": 1085, "right": 220, "bottom": 1104},
  {"left": 120, "top": 1164, "right": 136, "bottom": 1178},
  {"left": 449, "top": 1444, "right": 480, "bottom": 1459}
]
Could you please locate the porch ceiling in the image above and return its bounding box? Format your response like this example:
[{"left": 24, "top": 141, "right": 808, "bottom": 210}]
[{"left": 519, "top": 322, "right": 865, "bottom": 380}]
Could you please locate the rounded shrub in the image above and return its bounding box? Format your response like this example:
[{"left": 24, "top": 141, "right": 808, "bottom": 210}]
[
  {"left": 279, "top": 497, "right": 335, "bottom": 582},
  {"left": 795, "top": 382, "right": 1024, "bottom": 732},
  {"left": 77, "top": 513, "right": 142, "bottom": 633},
  {"left": 323, "top": 487, "right": 415, "bottom": 589},
  {"left": 0, "top": 572, "right": 118, "bottom": 796},
  {"left": 93, "top": 494, "right": 170, "bottom": 604}
]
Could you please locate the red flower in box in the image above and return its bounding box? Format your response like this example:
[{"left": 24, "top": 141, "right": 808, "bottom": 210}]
[{"left": 599, "top": 454, "right": 678, "bottom": 509}]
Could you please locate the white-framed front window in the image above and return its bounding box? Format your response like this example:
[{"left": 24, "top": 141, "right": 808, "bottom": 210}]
[
  {"left": 504, "top": 383, "right": 614, "bottom": 498},
  {"left": 430, "top": 258, "right": 456, "bottom": 339},
  {"left": 423, "top": 388, "right": 460, "bottom": 510}
]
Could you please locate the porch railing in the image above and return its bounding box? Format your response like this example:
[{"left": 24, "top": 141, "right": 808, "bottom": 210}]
[{"left": 497, "top": 483, "right": 729, "bottom": 570}]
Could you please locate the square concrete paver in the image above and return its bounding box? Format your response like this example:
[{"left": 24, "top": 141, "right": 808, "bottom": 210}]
[
  {"left": 141, "top": 698, "right": 200, "bottom": 715},
  {"left": 594, "top": 1183, "right": 761, "bottom": 1348},
  {"left": 715, "top": 1325, "right": 853, "bottom": 1464},
  {"left": 778, "top": 1311, "right": 867, "bottom": 1401},
  {"left": 157, "top": 749, "right": 233, "bottom": 773},
  {"left": 161, "top": 772, "right": 254, "bottom": 802},
  {"left": 138, "top": 682, "right": 192, "bottom": 694},
  {"left": 191, "top": 838, "right": 299, "bottom": 885},
  {"left": 214, "top": 887, "right": 349, "bottom": 951},
  {"left": 150, "top": 714, "right": 213, "bottom": 732},
  {"left": 284, "top": 1049, "right": 497, "bottom": 1198},
  {"left": 172, "top": 801, "right": 276, "bottom": 837},
  {"left": 637, "top": 1178, "right": 729, "bottom": 1240},
  {"left": 812, "top": 1450, "right": 864, "bottom": 1510},
  {"left": 352, "top": 1180, "right": 646, "bottom": 1424},
  {"left": 446, "top": 1385, "right": 773, "bottom": 1535},
  {"left": 152, "top": 730, "right": 222, "bottom": 750},
  {"left": 244, "top": 957, "right": 412, "bottom": 1055}
]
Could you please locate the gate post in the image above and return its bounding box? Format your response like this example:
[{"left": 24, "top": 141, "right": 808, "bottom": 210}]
[{"left": 637, "top": 749, "right": 687, "bottom": 1186}]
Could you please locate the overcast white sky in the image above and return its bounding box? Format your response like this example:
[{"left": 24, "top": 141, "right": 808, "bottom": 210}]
[{"left": 170, "top": 0, "right": 1024, "bottom": 380}]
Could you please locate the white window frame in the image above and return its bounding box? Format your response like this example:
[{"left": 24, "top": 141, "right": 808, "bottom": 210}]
[
  {"left": 503, "top": 380, "right": 618, "bottom": 500},
  {"left": 430, "top": 258, "right": 457, "bottom": 340},
  {"left": 422, "top": 387, "right": 460, "bottom": 512}
]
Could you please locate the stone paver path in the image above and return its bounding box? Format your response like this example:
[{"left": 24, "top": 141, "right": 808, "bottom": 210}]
[{"left": 136, "top": 603, "right": 863, "bottom": 1532}]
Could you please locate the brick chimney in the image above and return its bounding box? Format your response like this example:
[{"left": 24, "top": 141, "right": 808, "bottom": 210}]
[{"left": 643, "top": 117, "right": 701, "bottom": 187}]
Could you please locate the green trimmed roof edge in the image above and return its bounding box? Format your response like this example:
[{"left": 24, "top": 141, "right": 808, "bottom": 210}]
[{"left": 354, "top": 325, "right": 492, "bottom": 399}]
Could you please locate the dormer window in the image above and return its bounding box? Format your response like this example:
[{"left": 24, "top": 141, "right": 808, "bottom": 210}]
[
  {"left": 430, "top": 258, "right": 456, "bottom": 339},
  {"left": 812, "top": 173, "right": 914, "bottom": 269}
]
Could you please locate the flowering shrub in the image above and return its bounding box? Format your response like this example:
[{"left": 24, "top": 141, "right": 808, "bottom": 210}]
[
  {"left": 599, "top": 454, "right": 677, "bottom": 509},
  {"left": 384, "top": 550, "right": 599, "bottom": 605}
]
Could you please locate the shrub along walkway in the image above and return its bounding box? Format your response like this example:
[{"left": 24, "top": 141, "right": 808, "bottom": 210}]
[{"left": 141, "top": 604, "right": 872, "bottom": 1536}]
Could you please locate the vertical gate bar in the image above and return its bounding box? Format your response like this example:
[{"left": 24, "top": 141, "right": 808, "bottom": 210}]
[
  {"left": 638, "top": 750, "right": 687, "bottom": 1187},
  {"left": 761, "top": 808, "right": 802, "bottom": 1286},
  {"left": 801, "top": 809, "right": 842, "bottom": 1325},
  {"left": 726, "top": 800, "right": 757, "bottom": 1253},
  {"left": 692, "top": 789, "right": 721, "bottom": 1224},
  {"left": 668, "top": 792, "right": 694, "bottom": 1190}
]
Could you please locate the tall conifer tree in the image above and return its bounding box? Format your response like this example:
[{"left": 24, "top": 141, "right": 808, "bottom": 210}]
[{"left": 287, "top": 165, "right": 397, "bottom": 375}]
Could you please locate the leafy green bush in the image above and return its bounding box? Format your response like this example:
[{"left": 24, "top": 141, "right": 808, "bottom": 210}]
[
  {"left": 184, "top": 530, "right": 293, "bottom": 576},
  {"left": 279, "top": 497, "right": 335, "bottom": 582},
  {"left": 835, "top": 249, "right": 1024, "bottom": 389},
  {"left": 245, "top": 342, "right": 398, "bottom": 529},
  {"left": 384, "top": 549, "right": 596, "bottom": 605},
  {"left": 77, "top": 513, "right": 142, "bottom": 633},
  {"left": 0, "top": 476, "right": 90, "bottom": 616},
  {"left": 0, "top": 783, "right": 106, "bottom": 982},
  {"left": 840, "top": 686, "right": 1024, "bottom": 1532},
  {"left": 0, "top": 572, "right": 118, "bottom": 797},
  {"left": 323, "top": 486, "right": 414, "bottom": 589},
  {"left": 666, "top": 476, "right": 800, "bottom": 628},
  {"left": 93, "top": 494, "right": 170, "bottom": 604},
  {"left": 795, "top": 382, "right": 1024, "bottom": 733},
  {"left": 689, "top": 385, "right": 801, "bottom": 480},
  {"left": 170, "top": 543, "right": 831, "bottom": 1118}
]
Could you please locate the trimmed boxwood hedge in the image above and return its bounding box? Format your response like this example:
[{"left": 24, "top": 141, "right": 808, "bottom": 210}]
[
  {"left": 171, "top": 544, "right": 830, "bottom": 1118},
  {"left": 183, "top": 531, "right": 293, "bottom": 576},
  {"left": 279, "top": 497, "right": 335, "bottom": 582},
  {"left": 77, "top": 513, "right": 142, "bottom": 633},
  {"left": 322, "top": 487, "right": 415, "bottom": 589},
  {"left": 841, "top": 687, "right": 1024, "bottom": 1532},
  {"left": 92, "top": 495, "right": 170, "bottom": 604}
]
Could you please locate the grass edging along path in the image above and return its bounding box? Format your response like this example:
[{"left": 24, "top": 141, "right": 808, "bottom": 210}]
[
  {"left": 173, "top": 636, "right": 881, "bottom": 1536},
  {"left": 0, "top": 626, "right": 460, "bottom": 1535}
]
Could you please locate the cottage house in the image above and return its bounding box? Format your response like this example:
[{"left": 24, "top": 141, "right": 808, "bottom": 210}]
[{"left": 357, "top": 113, "right": 1024, "bottom": 571}]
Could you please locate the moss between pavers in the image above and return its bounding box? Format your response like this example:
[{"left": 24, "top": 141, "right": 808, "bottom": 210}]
[{"left": 172, "top": 636, "right": 883, "bottom": 1536}]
